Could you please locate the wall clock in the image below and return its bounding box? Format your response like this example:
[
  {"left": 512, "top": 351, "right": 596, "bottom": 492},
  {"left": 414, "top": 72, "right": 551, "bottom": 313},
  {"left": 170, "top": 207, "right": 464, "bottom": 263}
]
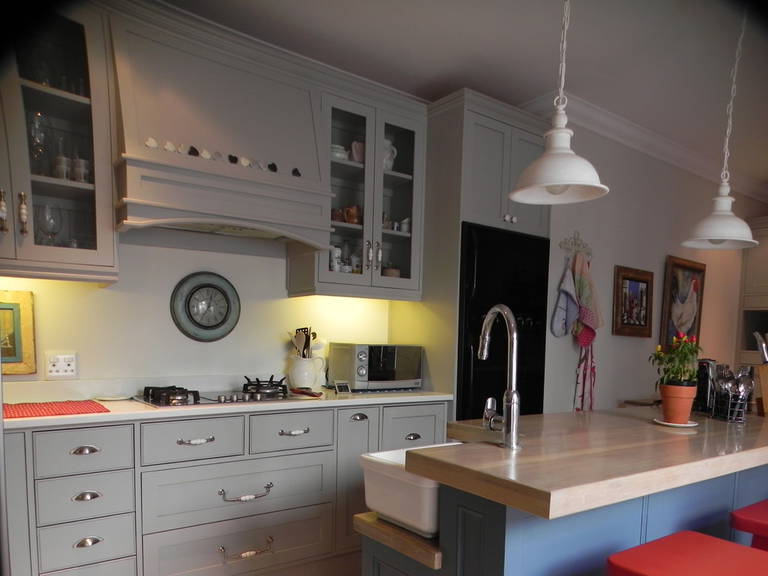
[{"left": 170, "top": 272, "right": 240, "bottom": 342}]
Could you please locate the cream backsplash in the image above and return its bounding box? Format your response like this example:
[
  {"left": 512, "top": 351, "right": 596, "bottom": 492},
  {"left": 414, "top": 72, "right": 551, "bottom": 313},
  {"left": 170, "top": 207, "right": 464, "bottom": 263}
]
[{"left": 1, "top": 241, "right": 390, "bottom": 401}]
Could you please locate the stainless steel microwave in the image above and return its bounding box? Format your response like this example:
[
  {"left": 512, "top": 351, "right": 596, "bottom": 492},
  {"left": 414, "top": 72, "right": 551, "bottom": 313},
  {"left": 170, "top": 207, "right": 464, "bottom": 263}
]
[{"left": 327, "top": 343, "right": 423, "bottom": 391}]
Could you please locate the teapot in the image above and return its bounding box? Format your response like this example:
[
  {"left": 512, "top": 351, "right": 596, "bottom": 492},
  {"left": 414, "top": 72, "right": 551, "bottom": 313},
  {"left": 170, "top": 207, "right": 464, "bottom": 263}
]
[{"left": 383, "top": 139, "right": 397, "bottom": 171}]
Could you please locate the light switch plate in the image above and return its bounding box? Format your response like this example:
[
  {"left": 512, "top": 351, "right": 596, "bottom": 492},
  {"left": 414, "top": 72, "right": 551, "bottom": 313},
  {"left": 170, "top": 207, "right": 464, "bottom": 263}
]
[{"left": 45, "top": 351, "right": 78, "bottom": 379}]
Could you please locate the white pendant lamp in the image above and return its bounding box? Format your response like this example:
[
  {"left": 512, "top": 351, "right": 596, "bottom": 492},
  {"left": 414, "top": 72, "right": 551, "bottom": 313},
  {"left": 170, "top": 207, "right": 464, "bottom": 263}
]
[
  {"left": 510, "top": 0, "right": 608, "bottom": 205},
  {"left": 683, "top": 15, "right": 757, "bottom": 250}
]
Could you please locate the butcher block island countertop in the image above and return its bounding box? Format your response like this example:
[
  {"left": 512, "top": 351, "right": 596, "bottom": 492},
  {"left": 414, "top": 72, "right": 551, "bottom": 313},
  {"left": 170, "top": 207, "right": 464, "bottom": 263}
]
[{"left": 405, "top": 407, "right": 768, "bottom": 519}]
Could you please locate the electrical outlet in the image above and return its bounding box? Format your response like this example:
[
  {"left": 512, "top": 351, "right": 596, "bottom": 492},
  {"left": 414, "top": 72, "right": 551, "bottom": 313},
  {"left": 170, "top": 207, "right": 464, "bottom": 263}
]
[{"left": 45, "top": 352, "right": 78, "bottom": 379}]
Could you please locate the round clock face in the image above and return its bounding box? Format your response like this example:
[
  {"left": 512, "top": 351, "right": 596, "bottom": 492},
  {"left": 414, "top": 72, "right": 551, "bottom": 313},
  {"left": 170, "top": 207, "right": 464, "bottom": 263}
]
[{"left": 170, "top": 272, "right": 240, "bottom": 342}]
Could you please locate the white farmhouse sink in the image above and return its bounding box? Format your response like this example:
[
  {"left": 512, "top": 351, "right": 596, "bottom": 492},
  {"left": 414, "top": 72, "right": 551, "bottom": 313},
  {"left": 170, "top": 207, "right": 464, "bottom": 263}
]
[{"left": 360, "top": 443, "right": 461, "bottom": 538}]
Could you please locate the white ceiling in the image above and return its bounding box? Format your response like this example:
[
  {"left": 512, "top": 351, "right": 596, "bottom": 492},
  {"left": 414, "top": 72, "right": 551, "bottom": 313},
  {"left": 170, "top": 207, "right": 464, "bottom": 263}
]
[{"left": 163, "top": 0, "right": 768, "bottom": 200}]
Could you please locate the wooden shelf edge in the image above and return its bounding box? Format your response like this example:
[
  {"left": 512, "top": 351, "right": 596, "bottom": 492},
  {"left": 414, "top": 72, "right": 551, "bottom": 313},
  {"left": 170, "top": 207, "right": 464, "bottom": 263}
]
[{"left": 353, "top": 511, "right": 442, "bottom": 570}]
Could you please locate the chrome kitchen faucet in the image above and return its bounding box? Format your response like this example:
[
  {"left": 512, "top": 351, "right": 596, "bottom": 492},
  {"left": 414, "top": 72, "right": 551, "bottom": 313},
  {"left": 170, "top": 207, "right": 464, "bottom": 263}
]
[{"left": 478, "top": 303, "right": 521, "bottom": 451}]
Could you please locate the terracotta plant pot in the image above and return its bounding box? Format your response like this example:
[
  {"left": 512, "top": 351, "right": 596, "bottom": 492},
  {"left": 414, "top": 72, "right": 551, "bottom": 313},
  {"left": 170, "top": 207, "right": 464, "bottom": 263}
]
[{"left": 660, "top": 383, "right": 697, "bottom": 424}]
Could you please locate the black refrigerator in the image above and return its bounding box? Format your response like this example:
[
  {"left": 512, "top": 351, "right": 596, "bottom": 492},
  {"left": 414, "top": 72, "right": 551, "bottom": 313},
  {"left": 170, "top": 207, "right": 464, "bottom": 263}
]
[{"left": 456, "top": 222, "right": 550, "bottom": 420}]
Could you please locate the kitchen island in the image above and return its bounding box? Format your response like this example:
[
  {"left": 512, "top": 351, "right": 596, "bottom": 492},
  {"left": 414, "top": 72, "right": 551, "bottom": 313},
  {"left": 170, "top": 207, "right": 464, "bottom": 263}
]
[{"left": 360, "top": 407, "right": 768, "bottom": 576}]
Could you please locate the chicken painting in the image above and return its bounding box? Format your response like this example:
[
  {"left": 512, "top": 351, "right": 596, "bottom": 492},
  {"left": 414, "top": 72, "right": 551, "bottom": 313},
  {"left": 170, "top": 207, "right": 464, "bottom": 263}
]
[{"left": 663, "top": 258, "right": 705, "bottom": 349}]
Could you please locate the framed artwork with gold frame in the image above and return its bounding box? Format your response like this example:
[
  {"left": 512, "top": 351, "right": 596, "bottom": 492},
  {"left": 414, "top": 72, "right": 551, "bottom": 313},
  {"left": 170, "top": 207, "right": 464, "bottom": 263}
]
[{"left": 1, "top": 290, "right": 36, "bottom": 374}]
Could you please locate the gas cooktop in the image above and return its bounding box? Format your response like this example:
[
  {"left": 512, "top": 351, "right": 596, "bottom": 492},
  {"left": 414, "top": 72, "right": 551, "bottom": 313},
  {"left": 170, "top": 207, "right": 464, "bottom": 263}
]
[{"left": 135, "top": 376, "right": 320, "bottom": 407}]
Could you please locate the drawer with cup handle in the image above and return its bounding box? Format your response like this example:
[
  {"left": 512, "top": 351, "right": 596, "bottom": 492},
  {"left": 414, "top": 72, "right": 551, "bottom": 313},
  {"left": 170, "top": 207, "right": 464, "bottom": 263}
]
[
  {"left": 142, "top": 503, "right": 333, "bottom": 576},
  {"left": 140, "top": 416, "right": 245, "bottom": 465},
  {"left": 381, "top": 403, "right": 446, "bottom": 450},
  {"left": 141, "top": 450, "right": 335, "bottom": 533},
  {"left": 249, "top": 409, "right": 333, "bottom": 454},
  {"left": 35, "top": 469, "right": 135, "bottom": 526},
  {"left": 36, "top": 512, "right": 136, "bottom": 573},
  {"left": 33, "top": 425, "right": 134, "bottom": 479}
]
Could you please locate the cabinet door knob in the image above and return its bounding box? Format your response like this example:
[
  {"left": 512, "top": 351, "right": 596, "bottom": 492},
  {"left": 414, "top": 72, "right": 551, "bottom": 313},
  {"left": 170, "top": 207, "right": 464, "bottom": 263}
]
[
  {"left": 405, "top": 433, "right": 422, "bottom": 441},
  {"left": 503, "top": 214, "right": 518, "bottom": 224},
  {"left": 365, "top": 240, "right": 373, "bottom": 270},
  {"left": 350, "top": 413, "right": 369, "bottom": 422},
  {"left": 70, "top": 445, "right": 100, "bottom": 456},
  {"left": 18, "top": 192, "right": 28, "bottom": 235},
  {"left": 375, "top": 241, "right": 382, "bottom": 270},
  {"left": 74, "top": 536, "right": 102, "bottom": 548},
  {"left": 0, "top": 188, "right": 8, "bottom": 232},
  {"left": 73, "top": 491, "right": 102, "bottom": 502}
]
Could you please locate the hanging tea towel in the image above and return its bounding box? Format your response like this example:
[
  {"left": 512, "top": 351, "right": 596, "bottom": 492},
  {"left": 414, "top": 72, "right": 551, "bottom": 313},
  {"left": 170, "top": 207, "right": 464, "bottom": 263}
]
[
  {"left": 572, "top": 251, "right": 602, "bottom": 411},
  {"left": 550, "top": 255, "right": 579, "bottom": 337}
]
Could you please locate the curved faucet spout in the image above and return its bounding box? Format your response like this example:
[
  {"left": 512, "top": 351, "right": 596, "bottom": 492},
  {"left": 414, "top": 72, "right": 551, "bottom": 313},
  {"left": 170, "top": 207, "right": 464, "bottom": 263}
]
[{"left": 477, "top": 303, "right": 520, "bottom": 451}]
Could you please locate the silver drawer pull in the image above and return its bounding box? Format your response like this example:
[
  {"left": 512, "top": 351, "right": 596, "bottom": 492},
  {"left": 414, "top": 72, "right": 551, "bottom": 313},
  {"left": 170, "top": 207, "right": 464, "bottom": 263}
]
[
  {"left": 70, "top": 445, "right": 100, "bottom": 456},
  {"left": 278, "top": 427, "right": 310, "bottom": 436},
  {"left": 176, "top": 435, "right": 215, "bottom": 446},
  {"left": 218, "top": 536, "right": 274, "bottom": 560},
  {"left": 350, "top": 413, "right": 369, "bottom": 422},
  {"left": 73, "top": 491, "right": 102, "bottom": 502},
  {"left": 74, "top": 536, "right": 102, "bottom": 548},
  {"left": 405, "top": 433, "right": 422, "bottom": 441},
  {"left": 218, "top": 482, "right": 273, "bottom": 502}
]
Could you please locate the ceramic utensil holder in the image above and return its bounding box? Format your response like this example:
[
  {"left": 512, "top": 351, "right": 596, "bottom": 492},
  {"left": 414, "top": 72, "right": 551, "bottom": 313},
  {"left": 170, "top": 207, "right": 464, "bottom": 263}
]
[{"left": 288, "top": 356, "right": 325, "bottom": 389}]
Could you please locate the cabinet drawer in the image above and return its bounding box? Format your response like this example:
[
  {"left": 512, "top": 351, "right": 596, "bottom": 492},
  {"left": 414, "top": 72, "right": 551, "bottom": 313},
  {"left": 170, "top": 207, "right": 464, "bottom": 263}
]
[
  {"left": 381, "top": 404, "right": 446, "bottom": 450},
  {"left": 36, "top": 469, "right": 135, "bottom": 526},
  {"left": 141, "top": 416, "right": 245, "bottom": 465},
  {"left": 142, "top": 450, "right": 335, "bottom": 533},
  {"left": 42, "top": 556, "right": 136, "bottom": 576},
  {"left": 249, "top": 409, "right": 333, "bottom": 454},
  {"left": 37, "top": 513, "right": 136, "bottom": 573},
  {"left": 143, "top": 503, "right": 333, "bottom": 576},
  {"left": 33, "top": 426, "right": 134, "bottom": 478}
]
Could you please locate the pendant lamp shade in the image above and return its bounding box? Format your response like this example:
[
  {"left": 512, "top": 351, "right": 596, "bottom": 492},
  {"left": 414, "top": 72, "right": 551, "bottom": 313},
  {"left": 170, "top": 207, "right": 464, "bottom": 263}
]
[
  {"left": 682, "top": 14, "right": 757, "bottom": 250},
  {"left": 511, "top": 110, "right": 608, "bottom": 205},
  {"left": 509, "top": 0, "right": 608, "bottom": 205},
  {"left": 682, "top": 184, "right": 757, "bottom": 249}
]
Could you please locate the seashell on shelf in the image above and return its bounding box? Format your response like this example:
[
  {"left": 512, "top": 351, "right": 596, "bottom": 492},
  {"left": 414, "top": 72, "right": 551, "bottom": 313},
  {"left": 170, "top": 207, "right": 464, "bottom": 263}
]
[
  {"left": 145, "top": 137, "right": 158, "bottom": 148},
  {"left": 163, "top": 141, "right": 176, "bottom": 153}
]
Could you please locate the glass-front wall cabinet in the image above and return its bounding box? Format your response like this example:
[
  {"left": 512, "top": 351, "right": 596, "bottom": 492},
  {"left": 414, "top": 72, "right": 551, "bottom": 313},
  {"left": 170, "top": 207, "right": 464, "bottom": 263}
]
[
  {"left": 321, "top": 94, "right": 421, "bottom": 295},
  {"left": 0, "top": 7, "right": 115, "bottom": 276}
]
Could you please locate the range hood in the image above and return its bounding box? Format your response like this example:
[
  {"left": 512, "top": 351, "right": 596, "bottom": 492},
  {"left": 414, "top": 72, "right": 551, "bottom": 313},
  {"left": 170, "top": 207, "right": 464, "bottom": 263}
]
[{"left": 110, "top": 10, "right": 332, "bottom": 249}]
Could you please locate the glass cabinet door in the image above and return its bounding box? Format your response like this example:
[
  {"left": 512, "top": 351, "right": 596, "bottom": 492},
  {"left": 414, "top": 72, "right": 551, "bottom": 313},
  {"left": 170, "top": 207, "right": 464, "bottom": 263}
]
[
  {"left": 373, "top": 113, "right": 422, "bottom": 291},
  {"left": 0, "top": 8, "right": 114, "bottom": 267},
  {"left": 319, "top": 95, "right": 375, "bottom": 286}
]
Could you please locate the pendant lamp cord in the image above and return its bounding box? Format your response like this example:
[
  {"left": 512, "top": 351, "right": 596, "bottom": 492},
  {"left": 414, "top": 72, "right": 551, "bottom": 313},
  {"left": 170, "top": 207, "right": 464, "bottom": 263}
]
[
  {"left": 721, "top": 14, "right": 747, "bottom": 185},
  {"left": 554, "top": 0, "right": 571, "bottom": 111}
]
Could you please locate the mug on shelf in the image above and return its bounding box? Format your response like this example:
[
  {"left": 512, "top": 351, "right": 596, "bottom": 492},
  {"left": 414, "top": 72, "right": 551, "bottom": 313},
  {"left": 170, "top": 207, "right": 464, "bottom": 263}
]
[
  {"left": 72, "top": 158, "right": 89, "bottom": 183},
  {"left": 350, "top": 141, "right": 365, "bottom": 163}
]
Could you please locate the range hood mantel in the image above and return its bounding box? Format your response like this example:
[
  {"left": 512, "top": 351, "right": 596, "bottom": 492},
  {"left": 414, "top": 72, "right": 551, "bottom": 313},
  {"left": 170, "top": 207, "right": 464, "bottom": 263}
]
[{"left": 110, "top": 11, "right": 333, "bottom": 250}]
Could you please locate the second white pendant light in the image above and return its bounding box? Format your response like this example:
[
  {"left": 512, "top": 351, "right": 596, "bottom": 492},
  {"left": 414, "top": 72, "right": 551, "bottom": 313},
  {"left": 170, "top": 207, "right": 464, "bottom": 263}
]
[
  {"left": 510, "top": 0, "right": 608, "bottom": 205},
  {"left": 682, "top": 14, "right": 757, "bottom": 250}
]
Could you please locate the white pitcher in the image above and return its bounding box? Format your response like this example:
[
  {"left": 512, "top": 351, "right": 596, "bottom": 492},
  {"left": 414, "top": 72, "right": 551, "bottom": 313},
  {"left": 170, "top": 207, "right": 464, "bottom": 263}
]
[
  {"left": 288, "top": 356, "right": 326, "bottom": 389},
  {"left": 383, "top": 139, "right": 397, "bottom": 171}
]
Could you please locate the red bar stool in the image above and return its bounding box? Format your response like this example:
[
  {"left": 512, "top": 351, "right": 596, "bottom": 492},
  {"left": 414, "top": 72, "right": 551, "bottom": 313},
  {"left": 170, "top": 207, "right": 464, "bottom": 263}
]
[
  {"left": 606, "top": 530, "right": 768, "bottom": 576},
  {"left": 732, "top": 499, "right": 768, "bottom": 551}
]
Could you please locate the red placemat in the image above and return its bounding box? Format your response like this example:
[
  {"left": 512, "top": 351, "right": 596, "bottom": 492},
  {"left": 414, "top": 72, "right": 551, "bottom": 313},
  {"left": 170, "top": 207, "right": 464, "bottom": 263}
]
[{"left": 3, "top": 400, "right": 110, "bottom": 419}]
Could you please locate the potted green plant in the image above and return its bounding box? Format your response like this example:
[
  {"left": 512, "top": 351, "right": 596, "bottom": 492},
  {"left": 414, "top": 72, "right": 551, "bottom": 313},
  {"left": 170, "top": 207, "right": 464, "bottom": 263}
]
[{"left": 648, "top": 332, "right": 701, "bottom": 424}]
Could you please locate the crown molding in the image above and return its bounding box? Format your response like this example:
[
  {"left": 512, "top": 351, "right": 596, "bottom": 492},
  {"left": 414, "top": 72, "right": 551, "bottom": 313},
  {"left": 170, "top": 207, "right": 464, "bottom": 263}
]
[{"left": 518, "top": 91, "right": 767, "bottom": 203}]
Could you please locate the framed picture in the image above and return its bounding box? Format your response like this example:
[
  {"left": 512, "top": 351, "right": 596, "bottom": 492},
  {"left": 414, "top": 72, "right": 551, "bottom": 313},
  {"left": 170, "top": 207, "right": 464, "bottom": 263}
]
[
  {"left": 612, "top": 266, "right": 653, "bottom": 337},
  {"left": 659, "top": 256, "right": 706, "bottom": 351},
  {"left": 0, "top": 290, "right": 36, "bottom": 374}
]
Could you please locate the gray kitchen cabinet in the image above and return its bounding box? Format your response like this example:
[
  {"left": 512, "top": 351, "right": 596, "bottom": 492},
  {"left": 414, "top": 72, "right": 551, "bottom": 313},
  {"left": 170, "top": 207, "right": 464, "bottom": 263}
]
[
  {"left": 735, "top": 216, "right": 768, "bottom": 365},
  {"left": 461, "top": 110, "right": 550, "bottom": 237},
  {"left": 140, "top": 416, "right": 245, "bottom": 465},
  {"left": 0, "top": 3, "right": 118, "bottom": 281},
  {"left": 381, "top": 404, "right": 447, "bottom": 450},
  {"left": 336, "top": 406, "right": 381, "bottom": 552},
  {"left": 143, "top": 503, "right": 334, "bottom": 576},
  {"left": 287, "top": 94, "right": 426, "bottom": 300},
  {"left": 5, "top": 398, "right": 449, "bottom": 576},
  {"left": 5, "top": 433, "right": 32, "bottom": 576}
]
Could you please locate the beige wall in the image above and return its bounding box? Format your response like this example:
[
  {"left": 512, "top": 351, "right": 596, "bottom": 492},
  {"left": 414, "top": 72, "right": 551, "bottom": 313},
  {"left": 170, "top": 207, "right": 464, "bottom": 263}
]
[
  {"left": 544, "top": 127, "right": 767, "bottom": 412},
  {"left": 1, "top": 237, "right": 390, "bottom": 393}
]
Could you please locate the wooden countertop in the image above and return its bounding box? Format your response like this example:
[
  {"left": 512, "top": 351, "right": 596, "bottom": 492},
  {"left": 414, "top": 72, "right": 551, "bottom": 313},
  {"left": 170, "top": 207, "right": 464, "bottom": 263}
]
[{"left": 405, "top": 407, "right": 768, "bottom": 519}]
